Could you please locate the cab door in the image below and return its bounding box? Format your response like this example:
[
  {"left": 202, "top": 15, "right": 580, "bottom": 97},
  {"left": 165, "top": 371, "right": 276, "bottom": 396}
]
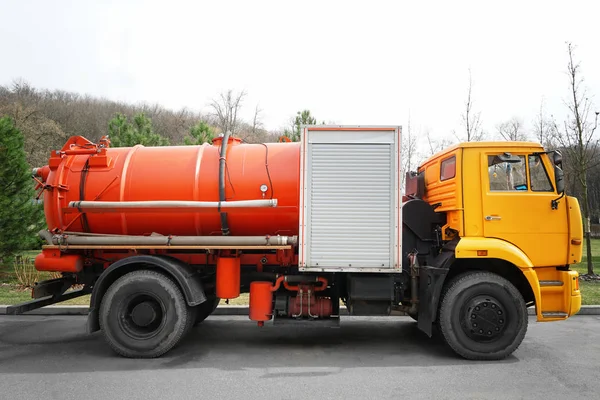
[{"left": 481, "top": 151, "right": 568, "bottom": 267}]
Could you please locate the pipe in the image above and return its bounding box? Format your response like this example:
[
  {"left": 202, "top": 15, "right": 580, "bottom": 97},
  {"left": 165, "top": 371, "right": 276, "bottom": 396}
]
[
  {"left": 219, "top": 130, "right": 232, "bottom": 236},
  {"left": 283, "top": 277, "right": 328, "bottom": 292},
  {"left": 51, "top": 234, "right": 297, "bottom": 246},
  {"left": 38, "top": 230, "right": 54, "bottom": 245},
  {"left": 68, "top": 199, "right": 278, "bottom": 210}
]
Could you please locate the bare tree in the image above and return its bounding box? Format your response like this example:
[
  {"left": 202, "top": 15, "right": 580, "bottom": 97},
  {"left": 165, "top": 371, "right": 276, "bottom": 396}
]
[
  {"left": 0, "top": 81, "right": 213, "bottom": 147},
  {"left": 210, "top": 89, "right": 246, "bottom": 135},
  {"left": 497, "top": 117, "right": 527, "bottom": 141},
  {"left": 532, "top": 98, "right": 556, "bottom": 148},
  {"left": 425, "top": 130, "right": 454, "bottom": 157},
  {"left": 552, "top": 42, "right": 599, "bottom": 275},
  {"left": 456, "top": 69, "right": 485, "bottom": 142},
  {"left": 401, "top": 114, "right": 418, "bottom": 188},
  {"left": 0, "top": 102, "right": 67, "bottom": 167},
  {"left": 252, "top": 104, "right": 262, "bottom": 135}
]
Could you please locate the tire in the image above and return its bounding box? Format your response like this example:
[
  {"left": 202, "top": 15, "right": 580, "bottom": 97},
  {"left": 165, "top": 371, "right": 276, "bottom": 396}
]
[
  {"left": 438, "top": 271, "right": 528, "bottom": 360},
  {"left": 193, "top": 297, "right": 220, "bottom": 326},
  {"left": 99, "top": 270, "right": 191, "bottom": 358}
]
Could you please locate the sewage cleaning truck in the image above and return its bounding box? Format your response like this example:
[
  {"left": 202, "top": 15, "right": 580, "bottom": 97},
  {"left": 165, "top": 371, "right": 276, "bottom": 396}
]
[{"left": 8, "top": 126, "right": 582, "bottom": 360}]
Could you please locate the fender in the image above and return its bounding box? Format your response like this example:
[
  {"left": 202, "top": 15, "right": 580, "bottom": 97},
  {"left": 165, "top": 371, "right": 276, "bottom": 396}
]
[
  {"left": 455, "top": 237, "right": 541, "bottom": 318},
  {"left": 87, "top": 255, "right": 207, "bottom": 333},
  {"left": 417, "top": 237, "right": 544, "bottom": 336},
  {"left": 455, "top": 237, "right": 534, "bottom": 268}
]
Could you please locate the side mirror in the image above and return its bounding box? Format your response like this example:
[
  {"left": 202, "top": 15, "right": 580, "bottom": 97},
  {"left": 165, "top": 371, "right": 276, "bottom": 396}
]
[
  {"left": 554, "top": 165, "right": 565, "bottom": 194},
  {"left": 552, "top": 150, "right": 563, "bottom": 166}
]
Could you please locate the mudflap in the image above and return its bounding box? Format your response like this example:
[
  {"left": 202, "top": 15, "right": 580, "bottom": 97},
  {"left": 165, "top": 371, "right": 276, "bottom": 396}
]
[
  {"left": 417, "top": 266, "right": 449, "bottom": 336},
  {"left": 416, "top": 241, "right": 456, "bottom": 336}
]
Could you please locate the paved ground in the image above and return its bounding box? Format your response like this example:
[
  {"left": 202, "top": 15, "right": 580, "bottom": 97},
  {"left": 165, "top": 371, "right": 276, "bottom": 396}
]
[{"left": 0, "top": 315, "right": 598, "bottom": 400}]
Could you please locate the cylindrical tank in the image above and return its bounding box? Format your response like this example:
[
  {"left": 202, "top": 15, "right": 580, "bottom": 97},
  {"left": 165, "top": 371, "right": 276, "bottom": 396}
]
[
  {"left": 249, "top": 281, "right": 274, "bottom": 322},
  {"left": 39, "top": 136, "right": 300, "bottom": 236},
  {"left": 216, "top": 257, "right": 241, "bottom": 299}
]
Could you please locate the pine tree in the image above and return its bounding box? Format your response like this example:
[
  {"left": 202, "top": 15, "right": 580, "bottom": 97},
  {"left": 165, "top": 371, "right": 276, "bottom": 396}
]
[
  {"left": 284, "top": 110, "right": 317, "bottom": 142},
  {"left": 184, "top": 121, "right": 215, "bottom": 145},
  {"left": 108, "top": 113, "right": 170, "bottom": 147},
  {"left": 0, "top": 117, "right": 44, "bottom": 260}
]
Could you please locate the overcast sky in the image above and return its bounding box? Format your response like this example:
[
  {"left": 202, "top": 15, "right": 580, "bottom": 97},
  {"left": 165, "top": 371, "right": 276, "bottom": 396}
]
[{"left": 1, "top": 0, "right": 599, "bottom": 140}]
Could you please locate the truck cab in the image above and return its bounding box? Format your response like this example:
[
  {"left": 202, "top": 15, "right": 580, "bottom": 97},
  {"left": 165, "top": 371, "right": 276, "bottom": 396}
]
[{"left": 416, "top": 142, "right": 582, "bottom": 323}]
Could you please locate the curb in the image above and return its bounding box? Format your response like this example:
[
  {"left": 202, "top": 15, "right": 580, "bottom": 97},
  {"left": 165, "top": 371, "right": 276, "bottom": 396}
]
[{"left": 1, "top": 305, "right": 600, "bottom": 316}]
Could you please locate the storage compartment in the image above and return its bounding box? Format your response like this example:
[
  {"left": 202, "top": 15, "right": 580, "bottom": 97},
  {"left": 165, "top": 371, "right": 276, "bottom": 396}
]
[{"left": 299, "top": 126, "right": 401, "bottom": 272}]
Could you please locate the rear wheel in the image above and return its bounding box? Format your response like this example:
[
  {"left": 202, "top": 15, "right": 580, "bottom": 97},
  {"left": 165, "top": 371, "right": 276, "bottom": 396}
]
[
  {"left": 438, "top": 271, "right": 527, "bottom": 360},
  {"left": 99, "top": 270, "right": 191, "bottom": 358},
  {"left": 193, "top": 297, "right": 220, "bottom": 326}
]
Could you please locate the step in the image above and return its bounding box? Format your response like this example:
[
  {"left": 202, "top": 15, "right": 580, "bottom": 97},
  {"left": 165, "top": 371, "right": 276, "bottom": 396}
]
[
  {"left": 539, "top": 280, "right": 563, "bottom": 287},
  {"left": 542, "top": 311, "right": 568, "bottom": 318}
]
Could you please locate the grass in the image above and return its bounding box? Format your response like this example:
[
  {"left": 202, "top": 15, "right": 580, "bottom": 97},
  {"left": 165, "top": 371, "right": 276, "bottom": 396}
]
[
  {"left": 0, "top": 251, "right": 91, "bottom": 306},
  {"left": 1, "top": 240, "right": 599, "bottom": 306},
  {"left": 571, "top": 238, "right": 600, "bottom": 305}
]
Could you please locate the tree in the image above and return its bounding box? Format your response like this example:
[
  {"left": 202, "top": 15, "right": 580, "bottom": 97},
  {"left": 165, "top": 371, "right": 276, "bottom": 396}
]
[
  {"left": 425, "top": 130, "right": 454, "bottom": 157},
  {"left": 284, "top": 110, "right": 317, "bottom": 142},
  {"left": 456, "top": 69, "right": 485, "bottom": 142},
  {"left": 401, "top": 114, "right": 418, "bottom": 188},
  {"left": 0, "top": 81, "right": 217, "bottom": 146},
  {"left": 0, "top": 102, "right": 67, "bottom": 168},
  {"left": 252, "top": 104, "right": 263, "bottom": 135},
  {"left": 532, "top": 99, "right": 556, "bottom": 148},
  {"left": 497, "top": 117, "right": 527, "bottom": 141},
  {"left": 210, "top": 89, "right": 246, "bottom": 135},
  {"left": 108, "top": 113, "right": 170, "bottom": 147},
  {"left": 552, "top": 42, "right": 599, "bottom": 275},
  {"left": 0, "top": 117, "right": 44, "bottom": 260},
  {"left": 184, "top": 121, "right": 215, "bottom": 145}
]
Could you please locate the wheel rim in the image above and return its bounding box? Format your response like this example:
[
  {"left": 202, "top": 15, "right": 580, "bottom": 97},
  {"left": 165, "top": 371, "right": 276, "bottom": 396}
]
[
  {"left": 460, "top": 295, "right": 507, "bottom": 342},
  {"left": 119, "top": 294, "right": 166, "bottom": 340}
]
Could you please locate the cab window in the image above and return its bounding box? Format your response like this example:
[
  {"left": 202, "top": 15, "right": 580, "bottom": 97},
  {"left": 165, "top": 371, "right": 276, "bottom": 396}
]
[
  {"left": 528, "top": 155, "right": 553, "bottom": 191},
  {"left": 440, "top": 156, "right": 456, "bottom": 181},
  {"left": 488, "top": 155, "right": 527, "bottom": 191}
]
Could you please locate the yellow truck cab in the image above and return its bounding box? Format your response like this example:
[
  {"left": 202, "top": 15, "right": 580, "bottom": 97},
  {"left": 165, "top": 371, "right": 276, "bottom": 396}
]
[{"left": 417, "top": 141, "right": 582, "bottom": 323}]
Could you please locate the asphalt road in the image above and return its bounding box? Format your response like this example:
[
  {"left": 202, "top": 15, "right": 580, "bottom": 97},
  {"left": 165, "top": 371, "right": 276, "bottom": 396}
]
[{"left": 0, "top": 315, "right": 599, "bottom": 400}]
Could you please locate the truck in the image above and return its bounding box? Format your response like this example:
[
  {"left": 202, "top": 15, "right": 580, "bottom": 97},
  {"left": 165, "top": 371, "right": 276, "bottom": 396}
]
[{"left": 8, "top": 125, "right": 583, "bottom": 360}]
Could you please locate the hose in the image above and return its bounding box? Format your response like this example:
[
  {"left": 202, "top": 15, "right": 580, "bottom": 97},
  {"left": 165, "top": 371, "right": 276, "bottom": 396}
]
[{"left": 219, "top": 131, "right": 231, "bottom": 235}]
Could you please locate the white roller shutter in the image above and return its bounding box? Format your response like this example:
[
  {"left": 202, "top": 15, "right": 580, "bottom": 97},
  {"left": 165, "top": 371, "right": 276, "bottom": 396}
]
[{"left": 299, "top": 127, "right": 400, "bottom": 272}]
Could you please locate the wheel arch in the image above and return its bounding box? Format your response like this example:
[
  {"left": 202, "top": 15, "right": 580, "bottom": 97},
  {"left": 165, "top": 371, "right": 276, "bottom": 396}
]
[
  {"left": 445, "top": 258, "right": 536, "bottom": 306},
  {"left": 453, "top": 237, "right": 539, "bottom": 307},
  {"left": 87, "top": 255, "right": 207, "bottom": 333}
]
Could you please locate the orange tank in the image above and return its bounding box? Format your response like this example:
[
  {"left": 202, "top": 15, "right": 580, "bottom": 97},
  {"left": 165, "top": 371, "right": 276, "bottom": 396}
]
[
  {"left": 216, "top": 257, "right": 241, "bottom": 299},
  {"left": 37, "top": 135, "right": 300, "bottom": 237},
  {"left": 248, "top": 281, "right": 275, "bottom": 322}
]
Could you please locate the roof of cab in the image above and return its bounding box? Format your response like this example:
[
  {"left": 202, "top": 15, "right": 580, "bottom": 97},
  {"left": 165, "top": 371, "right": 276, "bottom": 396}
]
[{"left": 420, "top": 141, "right": 545, "bottom": 167}]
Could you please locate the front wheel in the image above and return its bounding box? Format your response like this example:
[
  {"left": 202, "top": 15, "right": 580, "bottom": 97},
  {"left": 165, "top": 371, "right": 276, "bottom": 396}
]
[{"left": 438, "top": 271, "right": 528, "bottom": 360}]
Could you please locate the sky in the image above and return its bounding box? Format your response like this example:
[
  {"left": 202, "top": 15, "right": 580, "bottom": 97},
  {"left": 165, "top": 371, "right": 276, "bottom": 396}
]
[{"left": 1, "top": 0, "right": 599, "bottom": 141}]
